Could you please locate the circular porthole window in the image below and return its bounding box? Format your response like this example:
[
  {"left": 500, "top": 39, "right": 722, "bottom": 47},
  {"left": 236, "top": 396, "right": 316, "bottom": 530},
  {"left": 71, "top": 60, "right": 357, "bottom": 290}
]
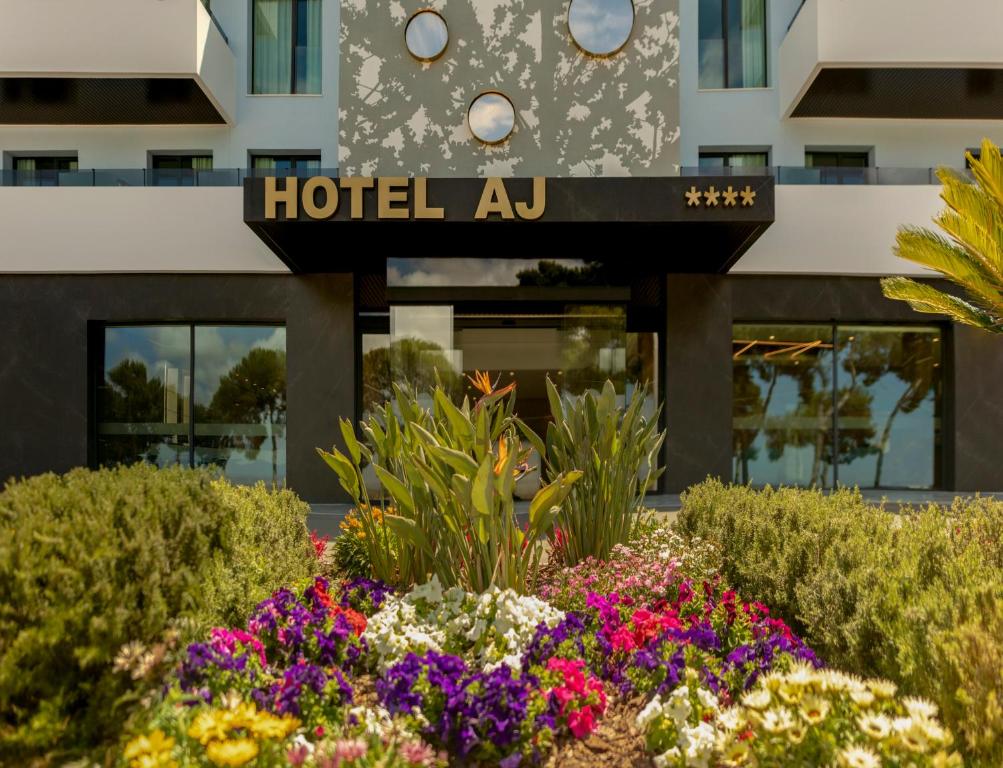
[
  {"left": 405, "top": 9, "right": 449, "bottom": 62},
  {"left": 467, "top": 91, "right": 516, "bottom": 145},
  {"left": 567, "top": 0, "right": 634, "bottom": 57}
]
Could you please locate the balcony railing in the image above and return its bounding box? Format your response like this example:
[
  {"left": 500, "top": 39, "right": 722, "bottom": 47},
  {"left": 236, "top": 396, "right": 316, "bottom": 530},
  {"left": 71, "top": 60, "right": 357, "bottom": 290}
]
[
  {"left": 680, "top": 167, "right": 966, "bottom": 185},
  {"left": 0, "top": 168, "right": 341, "bottom": 187},
  {"left": 0, "top": 167, "right": 969, "bottom": 187}
]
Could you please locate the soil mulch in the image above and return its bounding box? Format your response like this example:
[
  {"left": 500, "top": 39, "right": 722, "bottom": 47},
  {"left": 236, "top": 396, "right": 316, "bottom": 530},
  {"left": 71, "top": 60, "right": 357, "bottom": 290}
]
[{"left": 543, "top": 690, "right": 651, "bottom": 768}]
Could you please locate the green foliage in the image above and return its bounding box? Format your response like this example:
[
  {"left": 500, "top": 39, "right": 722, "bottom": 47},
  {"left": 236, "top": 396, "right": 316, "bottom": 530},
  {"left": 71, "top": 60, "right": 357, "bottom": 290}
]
[
  {"left": 676, "top": 480, "right": 1003, "bottom": 765},
  {"left": 536, "top": 377, "right": 664, "bottom": 565},
  {"left": 319, "top": 379, "right": 582, "bottom": 593},
  {"left": 882, "top": 137, "right": 1003, "bottom": 332},
  {"left": 331, "top": 506, "right": 398, "bottom": 579},
  {"left": 0, "top": 464, "right": 313, "bottom": 762}
]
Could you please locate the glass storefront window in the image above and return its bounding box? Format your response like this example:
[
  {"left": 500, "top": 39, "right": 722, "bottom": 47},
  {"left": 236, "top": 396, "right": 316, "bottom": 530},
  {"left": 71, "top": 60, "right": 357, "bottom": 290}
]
[
  {"left": 835, "top": 326, "right": 942, "bottom": 489},
  {"left": 386, "top": 258, "right": 634, "bottom": 287},
  {"left": 732, "top": 324, "right": 943, "bottom": 489},
  {"left": 732, "top": 324, "right": 835, "bottom": 488},
  {"left": 98, "top": 326, "right": 192, "bottom": 469},
  {"left": 97, "top": 324, "right": 286, "bottom": 486},
  {"left": 193, "top": 326, "right": 287, "bottom": 487}
]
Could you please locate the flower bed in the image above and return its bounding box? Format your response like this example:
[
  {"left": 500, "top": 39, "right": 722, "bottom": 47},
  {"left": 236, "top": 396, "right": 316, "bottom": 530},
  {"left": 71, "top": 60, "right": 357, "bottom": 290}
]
[{"left": 120, "top": 524, "right": 962, "bottom": 768}]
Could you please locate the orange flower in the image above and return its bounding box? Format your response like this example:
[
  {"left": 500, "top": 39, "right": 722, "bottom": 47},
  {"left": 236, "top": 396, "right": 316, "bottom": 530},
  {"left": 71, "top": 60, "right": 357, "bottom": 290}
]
[
  {"left": 493, "top": 439, "right": 509, "bottom": 476},
  {"left": 468, "top": 370, "right": 496, "bottom": 396}
]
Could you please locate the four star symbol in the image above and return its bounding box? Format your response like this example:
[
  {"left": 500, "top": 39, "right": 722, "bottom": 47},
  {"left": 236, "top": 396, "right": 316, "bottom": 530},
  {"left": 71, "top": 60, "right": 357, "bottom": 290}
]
[{"left": 685, "top": 184, "right": 757, "bottom": 208}]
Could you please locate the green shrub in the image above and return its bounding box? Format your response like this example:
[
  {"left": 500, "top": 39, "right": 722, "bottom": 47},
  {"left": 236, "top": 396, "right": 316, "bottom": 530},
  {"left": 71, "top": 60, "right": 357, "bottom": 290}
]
[
  {"left": 0, "top": 464, "right": 314, "bottom": 762},
  {"left": 676, "top": 479, "right": 1003, "bottom": 766},
  {"left": 534, "top": 378, "right": 664, "bottom": 565}
]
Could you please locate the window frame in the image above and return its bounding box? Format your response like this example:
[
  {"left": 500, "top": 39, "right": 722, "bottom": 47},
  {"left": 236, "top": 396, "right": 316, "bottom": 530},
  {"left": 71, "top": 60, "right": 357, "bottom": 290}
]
[
  {"left": 92, "top": 321, "right": 287, "bottom": 481},
  {"left": 698, "top": 148, "right": 772, "bottom": 169},
  {"left": 250, "top": 0, "right": 321, "bottom": 95},
  {"left": 730, "top": 320, "right": 946, "bottom": 490},
  {"left": 698, "top": 0, "right": 770, "bottom": 91},
  {"left": 148, "top": 152, "right": 214, "bottom": 186}
]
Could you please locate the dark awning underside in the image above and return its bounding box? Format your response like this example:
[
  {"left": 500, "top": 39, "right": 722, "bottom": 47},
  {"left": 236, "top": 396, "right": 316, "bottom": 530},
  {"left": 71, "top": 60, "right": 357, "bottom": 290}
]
[
  {"left": 792, "top": 67, "right": 1003, "bottom": 119},
  {"left": 244, "top": 176, "right": 776, "bottom": 275},
  {"left": 0, "top": 77, "right": 225, "bottom": 124}
]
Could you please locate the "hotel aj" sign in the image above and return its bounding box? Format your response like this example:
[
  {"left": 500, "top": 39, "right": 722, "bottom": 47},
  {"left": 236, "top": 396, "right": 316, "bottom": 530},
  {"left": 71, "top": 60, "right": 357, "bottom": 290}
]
[{"left": 264, "top": 176, "right": 547, "bottom": 221}]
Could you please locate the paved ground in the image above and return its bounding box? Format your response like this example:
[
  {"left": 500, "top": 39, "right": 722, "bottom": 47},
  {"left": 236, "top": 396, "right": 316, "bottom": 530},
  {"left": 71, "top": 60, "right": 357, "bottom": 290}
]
[{"left": 306, "top": 489, "right": 1002, "bottom": 537}]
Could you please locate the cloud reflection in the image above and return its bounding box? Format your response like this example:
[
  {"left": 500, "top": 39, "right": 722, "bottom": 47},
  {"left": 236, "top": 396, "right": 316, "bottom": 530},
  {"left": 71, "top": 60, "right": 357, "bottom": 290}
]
[
  {"left": 468, "top": 93, "right": 515, "bottom": 143},
  {"left": 405, "top": 11, "right": 448, "bottom": 60},
  {"left": 568, "top": 0, "right": 633, "bottom": 56}
]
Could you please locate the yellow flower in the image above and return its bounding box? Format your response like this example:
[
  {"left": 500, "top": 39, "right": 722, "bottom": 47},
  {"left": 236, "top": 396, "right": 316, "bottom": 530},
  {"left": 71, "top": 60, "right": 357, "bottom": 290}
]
[
  {"left": 761, "top": 707, "right": 795, "bottom": 734},
  {"left": 799, "top": 695, "right": 830, "bottom": 726},
  {"left": 720, "top": 741, "right": 752, "bottom": 766},
  {"left": 248, "top": 711, "right": 299, "bottom": 740},
  {"left": 468, "top": 370, "right": 496, "bottom": 396},
  {"left": 931, "top": 751, "right": 964, "bottom": 768},
  {"left": 123, "top": 729, "right": 177, "bottom": 768},
  {"left": 188, "top": 710, "right": 233, "bottom": 746},
  {"left": 205, "top": 738, "right": 260, "bottom": 767},
  {"left": 786, "top": 723, "right": 806, "bottom": 744}
]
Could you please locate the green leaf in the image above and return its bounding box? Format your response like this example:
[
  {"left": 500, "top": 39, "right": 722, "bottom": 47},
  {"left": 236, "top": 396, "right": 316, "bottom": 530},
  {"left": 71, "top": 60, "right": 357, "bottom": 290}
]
[
  {"left": 374, "top": 465, "right": 416, "bottom": 514},
  {"left": 382, "top": 514, "right": 433, "bottom": 556},
  {"left": 339, "top": 418, "right": 362, "bottom": 465},
  {"left": 472, "top": 456, "right": 495, "bottom": 517},
  {"left": 316, "top": 448, "right": 360, "bottom": 499},
  {"left": 528, "top": 470, "right": 582, "bottom": 533},
  {"left": 435, "top": 389, "right": 475, "bottom": 446}
]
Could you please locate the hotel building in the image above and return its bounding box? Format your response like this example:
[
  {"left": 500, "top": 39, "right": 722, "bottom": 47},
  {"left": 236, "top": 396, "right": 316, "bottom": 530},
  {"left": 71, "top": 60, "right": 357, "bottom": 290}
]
[{"left": 1, "top": 0, "right": 1001, "bottom": 510}]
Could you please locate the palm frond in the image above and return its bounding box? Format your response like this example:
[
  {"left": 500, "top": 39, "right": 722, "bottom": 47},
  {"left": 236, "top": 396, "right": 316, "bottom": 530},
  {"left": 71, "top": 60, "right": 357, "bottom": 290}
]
[
  {"left": 894, "top": 227, "right": 1003, "bottom": 311},
  {"left": 966, "top": 138, "right": 1003, "bottom": 213},
  {"left": 881, "top": 277, "right": 1001, "bottom": 331},
  {"left": 935, "top": 172, "right": 1003, "bottom": 281}
]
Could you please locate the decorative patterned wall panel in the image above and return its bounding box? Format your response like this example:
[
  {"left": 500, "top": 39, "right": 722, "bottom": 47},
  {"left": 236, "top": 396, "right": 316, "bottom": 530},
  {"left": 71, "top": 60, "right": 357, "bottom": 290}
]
[{"left": 339, "top": 0, "right": 679, "bottom": 176}]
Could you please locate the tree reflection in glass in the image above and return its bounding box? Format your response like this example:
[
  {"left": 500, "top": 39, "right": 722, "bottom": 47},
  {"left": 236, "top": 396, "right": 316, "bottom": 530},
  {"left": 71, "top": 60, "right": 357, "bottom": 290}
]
[
  {"left": 194, "top": 327, "right": 287, "bottom": 487},
  {"left": 97, "top": 326, "right": 191, "bottom": 469},
  {"left": 836, "top": 327, "right": 941, "bottom": 489}
]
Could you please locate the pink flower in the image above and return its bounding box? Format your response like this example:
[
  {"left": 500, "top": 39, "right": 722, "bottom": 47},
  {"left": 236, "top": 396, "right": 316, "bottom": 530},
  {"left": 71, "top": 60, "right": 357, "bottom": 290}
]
[
  {"left": 399, "top": 740, "right": 437, "bottom": 766},
  {"left": 333, "top": 738, "right": 368, "bottom": 761},
  {"left": 568, "top": 707, "right": 596, "bottom": 738},
  {"left": 286, "top": 745, "right": 310, "bottom": 767}
]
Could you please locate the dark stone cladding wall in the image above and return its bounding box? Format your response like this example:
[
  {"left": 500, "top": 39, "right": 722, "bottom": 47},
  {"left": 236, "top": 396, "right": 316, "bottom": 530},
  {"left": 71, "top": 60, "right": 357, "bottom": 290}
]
[
  {"left": 664, "top": 274, "right": 1003, "bottom": 493},
  {"left": 0, "top": 273, "right": 354, "bottom": 504}
]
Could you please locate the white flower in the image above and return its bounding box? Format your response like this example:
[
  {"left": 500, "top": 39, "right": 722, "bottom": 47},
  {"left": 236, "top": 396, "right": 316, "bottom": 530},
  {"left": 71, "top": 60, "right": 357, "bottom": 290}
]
[
  {"left": 665, "top": 686, "right": 692, "bottom": 724},
  {"left": 838, "top": 746, "right": 880, "bottom": 768},
  {"left": 761, "top": 707, "right": 795, "bottom": 734},
  {"left": 636, "top": 696, "right": 663, "bottom": 730},
  {"left": 679, "top": 722, "right": 716, "bottom": 768},
  {"left": 903, "top": 697, "right": 939, "bottom": 721},
  {"left": 696, "top": 687, "right": 718, "bottom": 711},
  {"left": 407, "top": 575, "right": 444, "bottom": 605},
  {"left": 857, "top": 713, "right": 892, "bottom": 740},
  {"left": 653, "top": 747, "right": 681, "bottom": 767},
  {"left": 716, "top": 708, "right": 742, "bottom": 732},
  {"left": 741, "top": 688, "right": 772, "bottom": 710}
]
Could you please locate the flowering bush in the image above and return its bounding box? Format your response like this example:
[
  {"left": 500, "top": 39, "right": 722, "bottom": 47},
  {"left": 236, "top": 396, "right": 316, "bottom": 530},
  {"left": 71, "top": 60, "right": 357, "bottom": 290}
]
[
  {"left": 637, "top": 663, "right": 963, "bottom": 768},
  {"left": 537, "top": 525, "right": 721, "bottom": 611},
  {"left": 363, "top": 576, "right": 564, "bottom": 672},
  {"left": 331, "top": 507, "right": 397, "bottom": 580}
]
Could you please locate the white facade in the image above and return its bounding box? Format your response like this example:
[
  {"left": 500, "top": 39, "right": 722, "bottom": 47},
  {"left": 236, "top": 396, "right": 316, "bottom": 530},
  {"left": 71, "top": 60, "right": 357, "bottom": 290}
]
[{"left": 0, "top": 0, "right": 1001, "bottom": 276}]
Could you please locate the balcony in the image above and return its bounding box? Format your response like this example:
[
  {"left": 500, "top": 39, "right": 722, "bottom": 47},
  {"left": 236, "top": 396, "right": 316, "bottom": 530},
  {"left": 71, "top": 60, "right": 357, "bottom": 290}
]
[
  {"left": 0, "top": 0, "right": 235, "bottom": 124},
  {"left": 780, "top": 0, "right": 1003, "bottom": 119}
]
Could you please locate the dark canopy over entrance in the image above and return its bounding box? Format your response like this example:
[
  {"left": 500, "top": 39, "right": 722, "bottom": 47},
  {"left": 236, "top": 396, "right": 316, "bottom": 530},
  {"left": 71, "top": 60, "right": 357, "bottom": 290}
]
[{"left": 243, "top": 176, "right": 775, "bottom": 274}]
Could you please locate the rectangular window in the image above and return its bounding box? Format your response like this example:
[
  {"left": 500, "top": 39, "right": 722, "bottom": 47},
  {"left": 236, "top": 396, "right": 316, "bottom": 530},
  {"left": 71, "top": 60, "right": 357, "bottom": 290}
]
[
  {"left": 732, "top": 324, "right": 942, "bottom": 489},
  {"left": 698, "top": 150, "right": 770, "bottom": 169},
  {"left": 805, "top": 150, "right": 871, "bottom": 184},
  {"left": 12, "top": 155, "right": 78, "bottom": 187},
  {"left": 97, "top": 324, "right": 286, "bottom": 486},
  {"left": 150, "top": 153, "right": 213, "bottom": 187},
  {"left": 699, "top": 0, "right": 767, "bottom": 89},
  {"left": 252, "top": 0, "right": 322, "bottom": 94},
  {"left": 250, "top": 153, "right": 322, "bottom": 175}
]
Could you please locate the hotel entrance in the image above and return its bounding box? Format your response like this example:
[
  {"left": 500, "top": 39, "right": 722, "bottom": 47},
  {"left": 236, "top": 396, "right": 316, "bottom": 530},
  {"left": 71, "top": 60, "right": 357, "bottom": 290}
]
[{"left": 356, "top": 258, "right": 663, "bottom": 494}]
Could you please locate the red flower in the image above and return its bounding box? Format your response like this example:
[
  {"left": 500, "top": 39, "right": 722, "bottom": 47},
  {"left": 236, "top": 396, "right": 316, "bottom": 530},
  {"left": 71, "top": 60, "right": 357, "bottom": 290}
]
[{"left": 309, "top": 531, "right": 330, "bottom": 560}]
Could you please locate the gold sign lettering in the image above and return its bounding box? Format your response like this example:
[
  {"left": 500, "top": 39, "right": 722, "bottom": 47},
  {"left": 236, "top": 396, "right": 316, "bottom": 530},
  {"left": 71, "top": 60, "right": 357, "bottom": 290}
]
[
  {"left": 514, "top": 177, "right": 546, "bottom": 221},
  {"left": 302, "top": 177, "right": 339, "bottom": 219},
  {"left": 474, "top": 177, "right": 515, "bottom": 220},
  {"left": 377, "top": 177, "right": 410, "bottom": 219},
  {"left": 265, "top": 176, "right": 298, "bottom": 219},
  {"left": 413, "top": 177, "right": 445, "bottom": 220},
  {"left": 261, "top": 176, "right": 548, "bottom": 221},
  {"left": 339, "top": 177, "right": 374, "bottom": 219}
]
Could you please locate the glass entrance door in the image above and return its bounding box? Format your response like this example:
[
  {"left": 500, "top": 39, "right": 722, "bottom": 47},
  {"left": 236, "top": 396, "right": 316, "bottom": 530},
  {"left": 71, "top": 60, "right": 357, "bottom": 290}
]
[{"left": 360, "top": 303, "right": 660, "bottom": 492}]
